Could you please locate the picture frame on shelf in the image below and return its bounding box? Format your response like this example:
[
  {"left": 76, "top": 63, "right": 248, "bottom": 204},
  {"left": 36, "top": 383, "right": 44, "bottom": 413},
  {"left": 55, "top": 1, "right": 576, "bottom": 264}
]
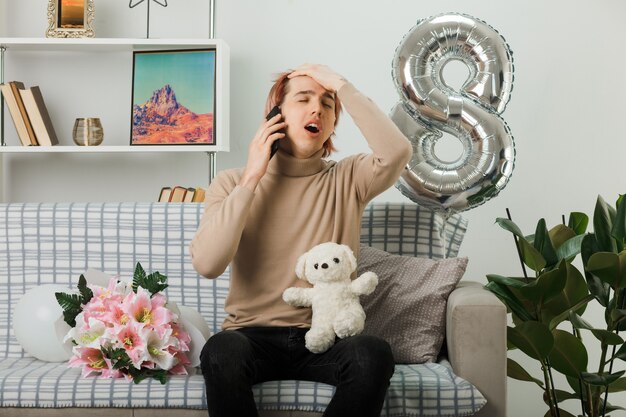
[
  {"left": 46, "top": 0, "right": 95, "bottom": 38},
  {"left": 130, "top": 48, "right": 217, "bottom": 146}
]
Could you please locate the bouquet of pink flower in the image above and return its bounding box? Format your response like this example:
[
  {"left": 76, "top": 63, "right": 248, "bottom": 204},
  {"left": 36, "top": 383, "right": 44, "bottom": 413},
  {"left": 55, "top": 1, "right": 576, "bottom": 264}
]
[{"left": 55, "top": 263, "right": 191, "bottom": 384}]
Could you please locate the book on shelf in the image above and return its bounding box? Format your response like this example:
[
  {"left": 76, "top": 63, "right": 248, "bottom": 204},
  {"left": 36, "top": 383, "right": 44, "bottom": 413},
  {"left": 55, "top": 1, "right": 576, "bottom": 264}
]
[
  {"left": 0, "top": 81, "right": 37, "bottom": 146},
  {"left": 183, "top": 187, "right": 196, "bottom": 203},
  {"left": 158, "top": 187, "right": 172, "bottom": 202},
  {"left": 18, "top": 86, "right": 59, "bottom": 146},
  {"left": 8, "top": 81, "right": 38, "bottom": 145},
  {"left": 157, "top": 186, "right": 206, "bottom": 202},
  {"left": 168, "top": 186, "right": 188, "bottom": 202},
  {"left": 192, "top": 187, "right": 206, "bottom": 203}
]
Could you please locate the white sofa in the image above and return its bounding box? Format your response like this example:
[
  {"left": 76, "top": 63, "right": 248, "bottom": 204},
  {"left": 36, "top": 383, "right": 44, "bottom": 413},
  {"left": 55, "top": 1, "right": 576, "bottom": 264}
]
[{"left": 0, "top": 202, "right": 506, "bottom": 417}]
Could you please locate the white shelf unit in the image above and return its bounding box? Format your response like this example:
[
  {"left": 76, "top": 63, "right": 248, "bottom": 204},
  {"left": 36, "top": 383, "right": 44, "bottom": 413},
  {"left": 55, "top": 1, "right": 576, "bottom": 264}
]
[
  {"left": 0, "top": 37, "right": 230, "bottom": 202},
  {"left": 0, "top": 145, "right": 222, "bottom": 153},
  {"left": 0, "top": 37, "right": 230, "bottom": 152}
]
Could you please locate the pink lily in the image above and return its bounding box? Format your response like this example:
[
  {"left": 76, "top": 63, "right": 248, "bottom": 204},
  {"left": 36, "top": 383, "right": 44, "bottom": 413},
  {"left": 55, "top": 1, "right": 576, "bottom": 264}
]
[
  {"left": 168, "top": 351, "right": 191, "bottom": 375},
  {"left": 69, "top": 347, "right": 108, "bottom": 378},
  {"left": 122, "top": 287, "right": 173, "bottom": 330},
  {"left": 115, "top": 321, "right": 147, "bottom": 369}
]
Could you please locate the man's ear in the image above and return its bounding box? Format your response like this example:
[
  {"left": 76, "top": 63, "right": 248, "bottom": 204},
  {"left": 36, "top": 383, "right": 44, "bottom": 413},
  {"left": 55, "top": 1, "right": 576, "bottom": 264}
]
[
  {"left": 341, "top": 244, "right": 357, "bottom": 272},
  {"left": 295, "top": 253, "right": 307, "bottom": 279}
]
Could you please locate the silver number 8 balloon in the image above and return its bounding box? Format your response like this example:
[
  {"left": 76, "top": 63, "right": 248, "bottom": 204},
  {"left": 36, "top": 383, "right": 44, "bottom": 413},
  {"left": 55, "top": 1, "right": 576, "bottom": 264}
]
[{"left": 391, "top": 13, "right": 515, "bottom": 215}]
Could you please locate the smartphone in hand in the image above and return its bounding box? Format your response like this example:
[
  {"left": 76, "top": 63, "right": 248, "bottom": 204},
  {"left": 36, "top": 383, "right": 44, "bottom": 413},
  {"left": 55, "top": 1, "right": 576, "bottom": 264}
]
[{"left": 266, "top": 105, "right": 283, "bottom": 159}]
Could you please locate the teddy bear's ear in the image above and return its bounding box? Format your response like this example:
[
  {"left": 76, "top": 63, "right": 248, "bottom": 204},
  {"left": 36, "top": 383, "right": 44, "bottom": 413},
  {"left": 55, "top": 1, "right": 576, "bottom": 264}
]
[
  {"left": 295, "top": 253, "right": 307, "bottom": 279},
  {"left": 341, "top": 244, "right": 357, "bottom": 272}
]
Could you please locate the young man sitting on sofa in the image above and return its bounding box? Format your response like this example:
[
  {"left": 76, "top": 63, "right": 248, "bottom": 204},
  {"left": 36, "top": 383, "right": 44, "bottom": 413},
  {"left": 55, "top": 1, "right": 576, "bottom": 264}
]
[{"left": 189, "top": 63, "right": 413, "bottom": 417}]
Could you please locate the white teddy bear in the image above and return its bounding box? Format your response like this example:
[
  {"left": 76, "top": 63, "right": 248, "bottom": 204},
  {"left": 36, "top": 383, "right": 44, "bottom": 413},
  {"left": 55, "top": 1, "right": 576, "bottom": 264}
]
[{"left": 282, "top": 242, "right": 378, "bottom": 354}]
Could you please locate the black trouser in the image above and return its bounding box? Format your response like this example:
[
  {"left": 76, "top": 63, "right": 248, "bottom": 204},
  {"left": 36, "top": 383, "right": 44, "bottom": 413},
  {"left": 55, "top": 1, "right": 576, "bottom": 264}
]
[{"left": 200, "top": 326, "right": 394, "bottom": 417}]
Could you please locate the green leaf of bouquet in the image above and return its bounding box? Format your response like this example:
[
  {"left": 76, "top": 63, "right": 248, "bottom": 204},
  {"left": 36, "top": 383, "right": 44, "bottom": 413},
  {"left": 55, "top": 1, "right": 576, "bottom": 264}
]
[
  {"left": 507, "top": 322, "right": 553, "bottom": 361},
  {"left": 132, "top": 262, "right": 147, "bottom": 293},
  {"left": 77, "top": 274, "right": 94, "bottom": 304},
  {"left": 534, "top": 218, "right": 558, "bottom": 267},
  {"left": 131, "top": 376, "right": 145, "bottom": 384},
  {"left": 55, "top": 292, "right": 81, "bottom": 311},
  {"left": 608, "top": 377, "right": 626, "bottom": 393},
  {"left": 54, "top": 292, "right": 82, "bottom": 327},
  {"left": 104, "top": 347, "right": 132, "bottom": 370},
  {"left": 547, "top": 329, "right": 588, "bottom": 378},
  {"left": 580, "top": 370, "right": 626, "bottom": 387},
  {"left": 145, "top": 271, "right": 169, "bottom": 296},
  {"left": 153, "top": 369, "right": 167, "bottom": 385},
  {"left": 594, "top": 195, "right": 617, "bottom": 253},
  {"left": 568, "top": 212, "right": 589, "bottom": 236},
  {"left": 132, "top": 262, "right": 168, "bottom": 297},
  {"left": 507, "top": 358, "right": 544, "bottom": 386},
  {"left": 484, "top": 281, "right": 535, "bottom": 321},
  {"left": 128, "top": 367, "right": 146, "bottom": 384}
]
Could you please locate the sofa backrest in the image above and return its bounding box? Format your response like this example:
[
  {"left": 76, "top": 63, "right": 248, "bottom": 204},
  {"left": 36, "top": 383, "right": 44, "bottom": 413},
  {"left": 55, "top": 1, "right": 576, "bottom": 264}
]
[{"left": 0, "top": 202, "right": 466, "bottom": 359}]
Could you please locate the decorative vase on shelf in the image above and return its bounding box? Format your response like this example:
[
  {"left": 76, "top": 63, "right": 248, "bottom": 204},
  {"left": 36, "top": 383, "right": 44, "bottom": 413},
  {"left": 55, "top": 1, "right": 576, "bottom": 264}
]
[{"left": 72, "top": 118, "right": 103, "bottom": 146}]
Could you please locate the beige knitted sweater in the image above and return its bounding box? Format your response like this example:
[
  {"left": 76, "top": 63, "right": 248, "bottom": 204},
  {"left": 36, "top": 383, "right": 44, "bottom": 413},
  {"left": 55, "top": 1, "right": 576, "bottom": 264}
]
[{"left": 189, "top": 83, "right": 412, "bottom": 330}]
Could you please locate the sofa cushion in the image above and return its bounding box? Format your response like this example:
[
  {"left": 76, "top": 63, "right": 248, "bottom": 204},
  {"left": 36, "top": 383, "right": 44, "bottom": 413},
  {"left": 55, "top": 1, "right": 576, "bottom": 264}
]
[
  {"left": 359, "top": 246, "right": 469, "bottom": 363},
  {"left": 0, "top": 357, "right": 485, "bottom": 416}
]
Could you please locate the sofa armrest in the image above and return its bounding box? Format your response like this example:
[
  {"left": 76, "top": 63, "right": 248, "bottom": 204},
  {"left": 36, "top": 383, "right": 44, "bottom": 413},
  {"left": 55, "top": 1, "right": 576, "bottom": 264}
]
[{"left": 446, "top": 281, "right": 507, "bottom": 417}]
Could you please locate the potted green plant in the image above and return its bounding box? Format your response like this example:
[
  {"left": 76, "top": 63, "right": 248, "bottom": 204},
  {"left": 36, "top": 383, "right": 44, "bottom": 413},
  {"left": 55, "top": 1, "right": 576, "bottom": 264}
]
[{"left": 485, "top": 194, "right": 626, "bottom": 417}]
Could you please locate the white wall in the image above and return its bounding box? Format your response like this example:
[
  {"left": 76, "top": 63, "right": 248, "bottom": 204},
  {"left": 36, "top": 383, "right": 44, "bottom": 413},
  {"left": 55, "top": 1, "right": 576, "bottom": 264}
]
[
  {"left": 0, "top": 0, "right": 5, "bottom": 36},
  {"left": 3, "top": 1, "right": 626, "bottom": 416}
]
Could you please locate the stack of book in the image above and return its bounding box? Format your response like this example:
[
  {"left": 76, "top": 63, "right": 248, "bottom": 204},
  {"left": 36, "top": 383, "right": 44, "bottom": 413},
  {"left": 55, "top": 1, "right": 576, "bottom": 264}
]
[
  {"left": 158, "top": 186, "right": 206, "bottom": 203},
  {"left": 0, "top": 81, "right": 59, "bottom": 146}
]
